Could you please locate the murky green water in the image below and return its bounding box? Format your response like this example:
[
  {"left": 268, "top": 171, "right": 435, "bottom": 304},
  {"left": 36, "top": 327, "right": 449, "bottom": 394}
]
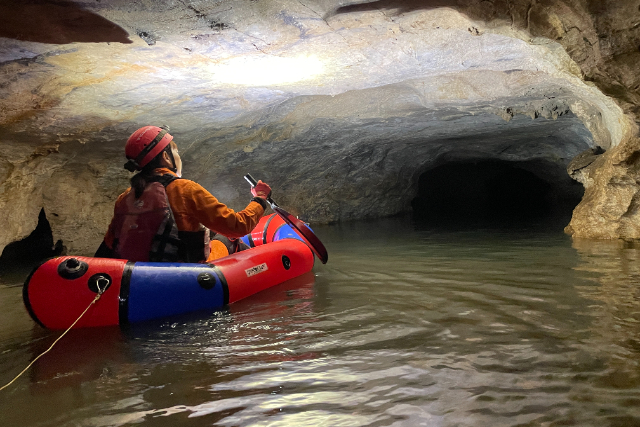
[{"left": 1, "top": 217, "right": 639, "bottom": 426}]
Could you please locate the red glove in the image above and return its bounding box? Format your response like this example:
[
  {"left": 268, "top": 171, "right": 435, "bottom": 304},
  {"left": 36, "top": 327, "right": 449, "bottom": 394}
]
[{"left": 251, "top": 180, "right": 271, "bottom": 199}]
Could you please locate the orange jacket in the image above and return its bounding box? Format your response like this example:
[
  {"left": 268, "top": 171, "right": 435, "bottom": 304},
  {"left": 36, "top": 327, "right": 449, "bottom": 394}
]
[{"left": 104, "top": 168, "right": 264, "bottom": 249}]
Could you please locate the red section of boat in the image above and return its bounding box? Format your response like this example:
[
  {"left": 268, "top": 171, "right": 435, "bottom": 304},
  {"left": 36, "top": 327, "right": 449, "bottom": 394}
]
[
  {"left": 216, "top": 238, "right": 314, "bottom": 304},
  {"left": 249, "top": 213, "right": 285, "bottom": 246},
  {"left": 24, "top": 257, "right": 127, "bottom": 329}
]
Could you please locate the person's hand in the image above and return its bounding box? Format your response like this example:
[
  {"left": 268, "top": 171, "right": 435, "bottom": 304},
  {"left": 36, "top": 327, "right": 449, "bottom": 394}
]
[{"left": 251, "top": 180, "right": 271, "bottom": 199}]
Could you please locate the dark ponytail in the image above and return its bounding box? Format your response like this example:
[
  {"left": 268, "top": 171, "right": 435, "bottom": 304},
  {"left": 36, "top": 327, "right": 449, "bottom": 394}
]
[{"left": 130, "top": 145, "right": 172, "bottom": 199}]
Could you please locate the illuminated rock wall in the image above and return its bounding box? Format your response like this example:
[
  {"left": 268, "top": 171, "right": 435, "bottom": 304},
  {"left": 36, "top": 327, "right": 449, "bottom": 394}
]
[{"left": 0, "top": 0, "right": 638, "bottom": 254}]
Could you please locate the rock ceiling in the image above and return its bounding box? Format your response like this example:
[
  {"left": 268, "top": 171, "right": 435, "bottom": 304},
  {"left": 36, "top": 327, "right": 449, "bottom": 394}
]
[{"left": 0, "top": 0, "right": 639, "bottom": 255}]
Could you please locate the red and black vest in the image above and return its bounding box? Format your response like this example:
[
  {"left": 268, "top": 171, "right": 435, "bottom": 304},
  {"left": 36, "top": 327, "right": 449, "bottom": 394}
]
[{"left": 111, "top": 175, "right": 210, "bottom": 263}]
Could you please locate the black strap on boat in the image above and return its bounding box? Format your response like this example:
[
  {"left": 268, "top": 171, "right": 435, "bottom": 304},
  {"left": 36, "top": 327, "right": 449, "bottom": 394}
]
[
  {"left": 262, "top": 213, "right": 276, "bottom": 245},
  {"left": 208, "top": 263, "right": 229, "bottom": 305},
  {"left": 118, "top": 262, "right": 134, "bottom": 325}
]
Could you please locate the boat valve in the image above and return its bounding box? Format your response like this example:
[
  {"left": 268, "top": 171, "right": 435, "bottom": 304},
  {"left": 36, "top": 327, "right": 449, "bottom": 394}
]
[
  {"left": 197, "top": 272, "right": 216, "bottom": 290},
  {"left": 57, "top": 257, "right": 89, "bottom": 279}
]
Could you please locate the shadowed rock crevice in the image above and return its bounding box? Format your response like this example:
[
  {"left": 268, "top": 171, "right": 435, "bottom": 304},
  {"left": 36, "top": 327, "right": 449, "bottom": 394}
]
[
  {"left": 0, "top": 208, "right": 64, "bottom": 275},
  {"left": 0, "top": 0, "right": 132, "bottom": 44}
]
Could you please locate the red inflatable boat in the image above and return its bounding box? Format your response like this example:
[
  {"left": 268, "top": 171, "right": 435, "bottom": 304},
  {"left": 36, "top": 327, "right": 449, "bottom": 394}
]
[{"left": 23, "top": 214, "right": 317, "bottom": 329}]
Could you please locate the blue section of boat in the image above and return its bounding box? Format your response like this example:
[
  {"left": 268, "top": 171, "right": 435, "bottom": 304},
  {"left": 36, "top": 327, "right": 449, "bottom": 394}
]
[
  {"left": 274, "top": 224, "right": 305, "bottom": 243},
  {"left": 127, "top": 263, "right": 225, "bottom": 322},
  {"left": 240, "top": 223, "right": 304, "bottom": 247}
]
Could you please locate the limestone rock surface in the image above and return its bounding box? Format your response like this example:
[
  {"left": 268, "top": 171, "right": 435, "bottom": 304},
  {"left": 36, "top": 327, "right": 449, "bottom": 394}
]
[{"left": 0, "top": 0, "right": 639, "bottom": 255}]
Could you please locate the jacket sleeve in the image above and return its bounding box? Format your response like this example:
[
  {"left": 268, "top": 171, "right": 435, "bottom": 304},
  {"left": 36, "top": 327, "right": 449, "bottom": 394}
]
[{"left": 183, "top": 181, "right": 265, "bottom": 239}]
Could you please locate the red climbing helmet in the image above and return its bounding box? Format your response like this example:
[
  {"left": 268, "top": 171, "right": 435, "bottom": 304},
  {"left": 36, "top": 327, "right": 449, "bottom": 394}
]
[{"left": 124, "top": 126, "right": 173, "bottom": 172}]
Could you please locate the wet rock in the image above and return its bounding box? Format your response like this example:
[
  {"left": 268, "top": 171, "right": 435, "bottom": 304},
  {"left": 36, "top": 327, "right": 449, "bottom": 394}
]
[{"left": 567, "top": 147, "right": 605, "bottom": 186}]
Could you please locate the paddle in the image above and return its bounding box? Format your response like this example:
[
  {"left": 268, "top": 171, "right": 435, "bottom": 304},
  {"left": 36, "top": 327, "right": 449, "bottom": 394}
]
[{"left": 244, "top": 174, "right": 328, "bottom": 264}]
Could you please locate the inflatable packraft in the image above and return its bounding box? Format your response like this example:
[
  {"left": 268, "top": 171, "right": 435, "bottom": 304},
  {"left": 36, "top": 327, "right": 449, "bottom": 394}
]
[{"left": 23, "top": 214, "right": 316, "bottom": 329}]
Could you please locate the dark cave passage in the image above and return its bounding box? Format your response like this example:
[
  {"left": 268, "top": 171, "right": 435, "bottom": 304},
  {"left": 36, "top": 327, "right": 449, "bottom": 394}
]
[
  {"left": 0, "top": 208, "right": 64, "bottom": 275},
  {"left": 411, "top": 160, "right": 584, "bottom": 228}
]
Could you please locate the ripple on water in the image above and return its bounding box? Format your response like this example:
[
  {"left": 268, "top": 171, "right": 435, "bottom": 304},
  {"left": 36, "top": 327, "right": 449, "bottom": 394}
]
[{"left": 1, "top": 218, "right": 640, "bottom": 426}]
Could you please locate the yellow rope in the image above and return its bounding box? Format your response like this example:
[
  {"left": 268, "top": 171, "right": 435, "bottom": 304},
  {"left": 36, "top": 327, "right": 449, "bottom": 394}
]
[{"left": 0, "top": 292, "right": 103, "bottom": 392}]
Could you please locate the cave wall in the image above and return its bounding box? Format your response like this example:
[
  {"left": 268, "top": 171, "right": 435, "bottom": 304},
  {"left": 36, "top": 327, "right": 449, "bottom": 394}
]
[{"left": 0, "top": 0, "right": 639, "bottom": 255}]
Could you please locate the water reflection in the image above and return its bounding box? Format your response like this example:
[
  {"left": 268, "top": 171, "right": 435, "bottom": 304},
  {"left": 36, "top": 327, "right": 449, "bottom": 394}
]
[
  {"left": 1, "top": 219, "right": 640, "bottom": 426},
  {"left": 571, "top": 238, "right": 640, "bottom": 391},
  {"left": 28, "top": 327, "right": 129, "bottom": 394},
  {"left": 123, "top": 271, "right": 320, "bottom": 364}
]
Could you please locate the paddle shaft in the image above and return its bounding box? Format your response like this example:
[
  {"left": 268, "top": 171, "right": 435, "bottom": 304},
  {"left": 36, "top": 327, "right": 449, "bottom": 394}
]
[
  {"left": 244, "top": 174, "right": 279, "bottom": 210},
  {"left": 244, "top": 174, "right": 328, "bottom": 264}
]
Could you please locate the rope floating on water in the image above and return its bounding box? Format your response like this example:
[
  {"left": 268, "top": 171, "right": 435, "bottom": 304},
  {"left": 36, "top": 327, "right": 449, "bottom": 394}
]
[{"left": 0, "top": 283, "right": 107, "bottom": 392}]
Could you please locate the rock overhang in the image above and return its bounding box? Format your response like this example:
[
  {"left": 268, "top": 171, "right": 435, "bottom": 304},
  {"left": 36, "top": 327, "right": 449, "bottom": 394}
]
[{"left": 0, "top": 0, "right": 635, "bottom": 254}]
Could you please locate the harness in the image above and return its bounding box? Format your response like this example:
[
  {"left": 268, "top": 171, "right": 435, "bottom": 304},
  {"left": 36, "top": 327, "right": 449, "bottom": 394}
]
[
  {"left": 111, "top": 174, "right": 211, "bottom": 263},
  {"left": 111, "top": 174, "right": 182, "bottom": 262},
  {"left": 148, "top": 174, "right": 182, "bottom": 262}
]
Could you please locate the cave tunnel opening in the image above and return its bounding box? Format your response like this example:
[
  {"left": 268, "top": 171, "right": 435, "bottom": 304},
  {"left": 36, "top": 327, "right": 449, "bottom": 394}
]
[
  {"left": 411, "top": 160, "right": 584, "bottom": 229},
  {"left": 0, "top": 208, "right": 64, "bottom": 278}
]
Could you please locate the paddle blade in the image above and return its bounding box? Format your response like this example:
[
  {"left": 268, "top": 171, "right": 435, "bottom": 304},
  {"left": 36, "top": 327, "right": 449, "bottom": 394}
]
[{"left": 274, "top": 207, "right": 328, "bottom": 264}]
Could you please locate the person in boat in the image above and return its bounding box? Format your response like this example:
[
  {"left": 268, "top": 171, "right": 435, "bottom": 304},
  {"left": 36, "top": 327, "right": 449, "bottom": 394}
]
[{"left": 95, "top": 125, "right": 271, "bottom": 263}]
